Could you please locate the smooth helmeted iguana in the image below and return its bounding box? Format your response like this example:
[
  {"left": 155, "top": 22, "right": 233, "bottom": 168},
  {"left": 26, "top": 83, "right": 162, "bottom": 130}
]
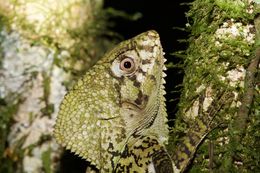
[{"left": 54, "top": 30, "right": 176, "bottom": 172}]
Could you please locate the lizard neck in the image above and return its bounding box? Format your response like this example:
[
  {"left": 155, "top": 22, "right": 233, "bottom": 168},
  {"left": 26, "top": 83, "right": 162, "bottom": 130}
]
[{"left": 114, "top": 135, "right": 175, "bottom": 173}]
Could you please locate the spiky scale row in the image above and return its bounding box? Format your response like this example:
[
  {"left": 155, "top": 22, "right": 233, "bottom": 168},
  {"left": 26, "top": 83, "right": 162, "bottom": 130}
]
[{"left": 54, "top": 30, "right": 175, "bottom": 172}]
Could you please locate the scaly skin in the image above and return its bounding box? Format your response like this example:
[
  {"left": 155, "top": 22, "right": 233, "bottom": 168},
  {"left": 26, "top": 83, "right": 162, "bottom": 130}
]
[
  {"left": 54, "top": 31, "right": 176, "bottom": 172},
  {"left": 171, "top": 90, "right": 234, "bottom": 172}
]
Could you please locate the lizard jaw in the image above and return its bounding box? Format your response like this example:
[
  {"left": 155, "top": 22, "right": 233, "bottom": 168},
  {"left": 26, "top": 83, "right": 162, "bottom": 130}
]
[{"left": 121, "top": 101, "right": 143, "bottom": 111}]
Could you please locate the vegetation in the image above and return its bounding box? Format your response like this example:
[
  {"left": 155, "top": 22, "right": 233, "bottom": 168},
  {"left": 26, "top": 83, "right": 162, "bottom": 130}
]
[{"left": 169, "top": 0, "right": 260, "bottom": 172}]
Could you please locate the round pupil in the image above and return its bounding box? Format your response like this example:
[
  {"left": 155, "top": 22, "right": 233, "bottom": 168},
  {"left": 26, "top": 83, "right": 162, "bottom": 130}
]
[{"left": 123, "top": 61, "right": 132, "bottom": 69}]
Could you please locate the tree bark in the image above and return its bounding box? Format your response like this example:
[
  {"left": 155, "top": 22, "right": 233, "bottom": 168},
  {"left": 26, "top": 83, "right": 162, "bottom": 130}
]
[
  {"left": 0, "top": 0, "right": 114, "bottom": 172},
  {"left": 168, "top": 0, "right": 260, "bottom": 172}
]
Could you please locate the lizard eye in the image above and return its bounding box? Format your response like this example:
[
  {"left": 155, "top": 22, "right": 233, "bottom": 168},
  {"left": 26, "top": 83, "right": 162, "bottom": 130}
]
[
  {"left": 111, "top": 50, "right": 139, "bottom": 78},
  {"left": 120, "top": 57, "right": 135, "bottom": 73}
]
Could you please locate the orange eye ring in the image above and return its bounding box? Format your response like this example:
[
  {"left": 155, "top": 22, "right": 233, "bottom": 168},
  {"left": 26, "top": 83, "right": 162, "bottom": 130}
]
[{"left": 120, "top": 57, "right": 136, "bottom": 73}]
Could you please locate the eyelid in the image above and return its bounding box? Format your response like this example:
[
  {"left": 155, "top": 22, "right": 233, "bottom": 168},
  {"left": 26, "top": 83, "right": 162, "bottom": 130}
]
[
  {"left": 113, "top": 42, "right": 135, "bottom": 59},
  {"left": 117, "top": 48, "right": 134, "bottom": 60}
]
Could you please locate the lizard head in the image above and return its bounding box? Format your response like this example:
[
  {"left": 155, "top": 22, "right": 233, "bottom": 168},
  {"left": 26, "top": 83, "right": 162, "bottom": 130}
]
[
  {"left": 54, "top": 30, "right": 168, "bottom": 171},
  {"left": 109, "top": 30, "right": 168, "bottom": 140}
]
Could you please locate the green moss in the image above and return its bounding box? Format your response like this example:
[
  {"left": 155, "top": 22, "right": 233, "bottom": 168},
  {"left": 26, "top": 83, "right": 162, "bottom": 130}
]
[
  {"left": 41, "top": 72, "right": 54, "bottom": 116},
  {"left": 0, "top": 14, "right": 8, "bottom": 68},
  {"left": 170, "top": 0, "right": 258, "bottom": 172},
  {"left": 215, "top": 0, "right": 252, "bottom": 19},
  {"left": 42, "top": 148, "right": 52, "bottom": 173},
  {"left": 185, "top": 0, "right": 217, "bottom": 36},
  {"left": 0, "top": 95, "right": 21, "bottom": 173}
]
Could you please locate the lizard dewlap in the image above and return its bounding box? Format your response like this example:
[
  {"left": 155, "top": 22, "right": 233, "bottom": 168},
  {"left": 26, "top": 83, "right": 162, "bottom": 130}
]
[{"left": 54, "top": 30, "right": 174, "bottom": 172}]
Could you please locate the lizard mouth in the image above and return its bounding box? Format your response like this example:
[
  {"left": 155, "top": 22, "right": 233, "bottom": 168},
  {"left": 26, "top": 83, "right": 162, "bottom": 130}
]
[
  {"left": 97, "top": 101, "right": 145, "bottom": 121},
  {"left": 122, "top": 97, "right": 159, "bottom": 121},
  {"left": 121, "top": 101, "right": 143, "bottom": 111}
]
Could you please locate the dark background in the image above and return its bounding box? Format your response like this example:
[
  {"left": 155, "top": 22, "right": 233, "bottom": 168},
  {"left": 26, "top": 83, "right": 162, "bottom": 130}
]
[{"left": 60, "top": 0, "right": 191, "bottom": 172}]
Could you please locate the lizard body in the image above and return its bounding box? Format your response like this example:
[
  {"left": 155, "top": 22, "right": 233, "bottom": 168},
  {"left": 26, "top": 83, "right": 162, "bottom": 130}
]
[{"left": 54, "top": 30, "right": 175, "bottom": 172}]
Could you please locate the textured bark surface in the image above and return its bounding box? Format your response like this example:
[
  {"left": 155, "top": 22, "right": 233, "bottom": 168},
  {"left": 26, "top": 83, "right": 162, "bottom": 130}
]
[{"left": 168, "top": 0, "right": 260, "bottom": 172}]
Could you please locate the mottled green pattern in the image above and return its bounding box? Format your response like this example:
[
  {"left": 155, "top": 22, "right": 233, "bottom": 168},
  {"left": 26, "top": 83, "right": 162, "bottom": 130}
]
[
  {"left": 54, "top": 31, "right": 173, "bottom": 172},
  {"left": 115, "top": 135, "right": 173, "bottom": 172}
]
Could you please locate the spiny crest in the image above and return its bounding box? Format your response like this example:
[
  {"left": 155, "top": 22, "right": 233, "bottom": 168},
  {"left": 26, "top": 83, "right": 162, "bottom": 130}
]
[{"left": 53, "top": 30, "right": 168, "bottom": 171}]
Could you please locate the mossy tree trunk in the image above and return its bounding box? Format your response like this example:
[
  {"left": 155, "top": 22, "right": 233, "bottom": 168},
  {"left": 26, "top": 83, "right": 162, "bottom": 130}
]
[{"left": 168, "top": 0, "right": 259, "bottom": 172}]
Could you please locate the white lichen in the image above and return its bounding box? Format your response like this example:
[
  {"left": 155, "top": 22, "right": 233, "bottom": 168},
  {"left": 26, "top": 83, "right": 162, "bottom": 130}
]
[
  {"left": 215, "top": 19, "right": 255, "bottom": 46},
  {"left": 0, "top": 29, "right": 67, "bottom": 172},
  {"left": 23, "top": 141, "right": 61, "bottom": 173},
  {"left": 226, "top": 65, "right": 246, "bottom": 87},
  {"left": 203, "top": 87, "right": 214, "bottom": 112},
  {"left": 186, "top": 86, "right": 214, "bottom": 119},
  {"left": 49, "top": 66, "right": 68, "bottom": 118},
  {"left": 185, "top": 100, "right": 199, "bottom": 119},
  {"left": 0, "top": 30, "right": 53, "bottom": 98},
  {"left": 23, "top": 156, "right": 43, "bottom": 173}
]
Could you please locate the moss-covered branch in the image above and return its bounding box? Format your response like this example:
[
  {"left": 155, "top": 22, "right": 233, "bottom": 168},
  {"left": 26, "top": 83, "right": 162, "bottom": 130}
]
[
  {"left": 225, "top": 14, "right": 260, "bottom": 169},
  {"left": 168, "top": 0, "right": 259, "bottom": 172}
]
